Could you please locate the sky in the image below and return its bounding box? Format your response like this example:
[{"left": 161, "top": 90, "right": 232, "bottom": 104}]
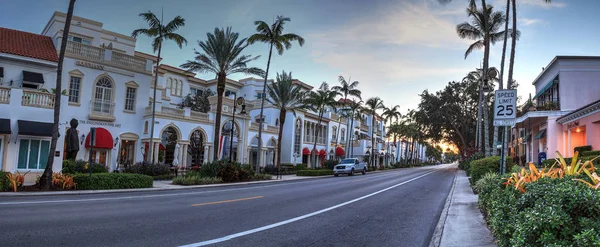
[{"left": 1, "top": 0, "right": 598, "bottom": 115}]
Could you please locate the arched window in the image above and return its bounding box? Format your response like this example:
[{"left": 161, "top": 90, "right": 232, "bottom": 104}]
[
  {"left": 93, "top": 76, "right": 113, "bottom": 113},
  {"left": 294, "top": 119, "right": 302, "bottom": 155},
  {"left": 332, "top": 126, "right": 337, "bottom": 140},
  {"left": 190, "top": 130, "right": 205, "bottom": 165}
]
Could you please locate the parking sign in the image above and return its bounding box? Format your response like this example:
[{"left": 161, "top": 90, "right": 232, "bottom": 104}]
[{"left": 493, "top": 89, "right": 517, "bottom": 126}]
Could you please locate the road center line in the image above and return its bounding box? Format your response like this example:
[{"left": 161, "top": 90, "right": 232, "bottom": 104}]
[
  {"left": 351, "top": 178, "right": 368, "bottom": 183},
  {"left": 178, "top": 169, "right": 439, "bottom": 247},
  {"left": 192, "top": 196, "right": 264, "bottom": 207}
]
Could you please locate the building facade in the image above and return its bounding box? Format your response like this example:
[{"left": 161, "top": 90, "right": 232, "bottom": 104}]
[{"left": 0, "top": 12, "right": 391, "bottom": 182}]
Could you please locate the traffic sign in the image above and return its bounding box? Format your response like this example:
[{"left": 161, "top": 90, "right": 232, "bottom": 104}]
[
  {"left": 493, "top": 119, "right": 515, "bottom": 126},
  {"left": 494, "top": 89, "right": 517, "bottom": 121}
]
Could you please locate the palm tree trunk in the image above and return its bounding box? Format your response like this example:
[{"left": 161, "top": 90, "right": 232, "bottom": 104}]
[
  {"left": 39, "top": 0, "right": 76, "bottom": 190},
  {"left": 336, "top": 97, "right": 346, "bottom": 145},
  {"left": 371, "top": 115, "right": 375, "bottom": 169},
  {"left": 312, "top": 114, "right": 323, "bottom": 168},
  {"left": 476, "top": 84, "right": 483, "bottom": 152},
  {"left": 213, "top": 73, "right": 226, "bottom": 160},
  {"left": 348, "top": 117, "right": 354, "bottom": 158},
  {"left": 493, "top": 1, "right": 510, "bottom": 157},
  {"left": 507, "top": 0, "right": 516, "bottom": 89},
  {"left": 148, "top": 37, "right": 163, "bottom": 164},
  {"left": 276, "top": 109, "right": 286, "bottom": 179},
  {"left": 256, "top": 43, "right": 273, "bottom": 173},
  {"left": 483, "top": 96, "right": 491, "bottom": 157}
]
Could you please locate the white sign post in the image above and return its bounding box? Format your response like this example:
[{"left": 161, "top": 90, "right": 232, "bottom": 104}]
[{"left": 493, "top": 89, "right": 517, "bottom": 175}]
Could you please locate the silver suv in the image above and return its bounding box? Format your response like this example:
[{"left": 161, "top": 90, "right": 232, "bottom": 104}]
[{"left": 333, "top": 158, "right": 367, "bottom": 176}]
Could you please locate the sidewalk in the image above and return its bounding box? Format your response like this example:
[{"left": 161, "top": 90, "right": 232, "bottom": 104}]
[{"left": 432, "top": 169, "right": 496, "bottom": 247}]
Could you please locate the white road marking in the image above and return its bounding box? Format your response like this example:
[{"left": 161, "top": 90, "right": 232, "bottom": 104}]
[
  {"left": 0, "top": 169, "right": 409, "bottom": 206},
  {"left": 178, "top": 169, "right": 439, "bottom": 247}
]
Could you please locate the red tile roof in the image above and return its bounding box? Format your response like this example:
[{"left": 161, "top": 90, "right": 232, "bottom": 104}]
[{"left": 0, "top": 27, "right": 58, "bottom": 62}]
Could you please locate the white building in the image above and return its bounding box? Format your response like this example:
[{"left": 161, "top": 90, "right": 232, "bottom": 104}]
[{"left": 0, "top": 12, "right": 389, "bottom": 182}]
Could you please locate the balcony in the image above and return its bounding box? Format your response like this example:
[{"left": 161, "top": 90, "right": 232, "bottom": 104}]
[
  {"left": 144, "top": 106, "right": 212, "bottom": 123},
  {"left": 65, "top": 41, "right": 151, "bottom": 74},
  {"left": 22, "top": 90, "right": 55, "bottom": 109},
  {"left": 360, "top": 125, "right": 368, "bottom": 132},
  {"left": 89, "top": 100, "right": 115, "bottom": 121},
  {"left": 0, "top": 87, "right": 10, "bottom": 104}
]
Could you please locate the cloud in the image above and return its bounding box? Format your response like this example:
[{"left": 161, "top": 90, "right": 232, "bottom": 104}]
[
  {"left": 519, "top": 18, "right": 544, "bottom": 26},
  {"left": 519, "top": 0, "right": 566, "bottom": 8}
]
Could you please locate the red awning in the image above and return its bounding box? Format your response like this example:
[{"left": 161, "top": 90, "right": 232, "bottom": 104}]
[
  {"left": 336, "top": 147, "right": 345, "bottom": 156},
  {"left": 85, "top": 128, "right": 113, "bottom": 149},
  {"left": 302, "top": 147, "right": 311, "bottom": 155},
  {"left": 319, "top": 149, "right": 326, "bottom": 157}
]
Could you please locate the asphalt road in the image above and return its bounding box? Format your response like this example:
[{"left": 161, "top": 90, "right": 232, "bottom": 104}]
[{"left": 0, "top": 164, "right": 456, "bottom": 247}]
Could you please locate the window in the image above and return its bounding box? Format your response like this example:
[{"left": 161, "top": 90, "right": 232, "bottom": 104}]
[
  {"left": 68, "top": 35, "right": 91, "bottom": 45},
  {"left": 125, "top": 87, "right": 136, "bottom": 112},
  {"left": 294, "top": 119, "right": 302, "bottom": 155},
  {"left": 341, "top": 128, "right": 346, "bottom": 142},
  {"left": 332, "top": 126, "right": 337, "bottom": 140},
  {"left": 190, "top": 87, "right": 199, "bottom": 96},
  {"left": 144, "top": 121, "right": 148, "bottom": 134},
  {"left": 17, "top": 139, "right": 50, "bottom": 170},
  {"left": 255, "top": 116, "right": 265, "bottom": 124},
  {"left": 68, "top": 76, "right": 81, "bottom": 103},
  {"left": 93, "top": 76, "right": 113, "bottom": 114},
  {"left": 225, "top": 90, "right": 235, "bottom": 97},
  {"left": 256, "top": 92, "right": 265, "bottom": 99}
]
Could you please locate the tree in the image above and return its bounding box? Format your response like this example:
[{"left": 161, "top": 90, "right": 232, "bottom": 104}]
[
  {"left": 39, "top": 0, "right": 76, "bottom": 190},
  {"left": 341, "top": 100, "right": 363, "bottom": 158},
  {"left": 457, "top": 4, "right": 516, "bottom": 157},
  {"left": 132, "top": 10, "right": 187, "bottom": 163},
  {"left": 177, "top": 88, "right": 214, "bottom": 113},
  {"left": 181, "top": 27, "right": 264, "bottom": 161},
  {"left": 248, "top": 16, "right": 304, "bottom": 173},
  {"left": 266, "top": 71, "right": 306, "bottom": 178},
  {"left": 382, "top": 105, "right": 401, "bottom": 162},
  {"left": 304, "top": 82, "right": 337, "bottom": 168},
  {"left": 365, "top": 97, "right": 385, "bottom": 168},
  {"left": 331, "top": 76, "right": 361, "bottom": 146}
]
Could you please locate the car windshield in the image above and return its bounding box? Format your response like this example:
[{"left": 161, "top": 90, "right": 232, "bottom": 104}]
[{"left": 340, "top": 159, "right": 355, "bottom": 164}]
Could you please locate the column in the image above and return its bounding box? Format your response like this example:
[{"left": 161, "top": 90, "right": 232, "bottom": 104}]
[
  {"left": 261, "top": 149, "right": 266, "bottom": 167},
  {"left": 182, "top": 144, "right": 188, "bottom": 167},
  {"left": 153, "top": 142, "right": 159, "bottom": 163},
  {"left": 568, "top": 129, "right": 572, "bottom": 156},
  {"left": 203, "top": 146, "right": 209, "bottom": 164}
]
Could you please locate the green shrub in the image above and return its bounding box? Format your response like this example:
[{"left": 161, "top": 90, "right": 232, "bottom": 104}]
[
  {"left": 582, "top": 150, "right": 600, "bottom": 157},
  {"left": 324, "top": 160, "right": 338, "bottom": 170},
  {"left": 574, "top": 145, "right": 592, "bottom": 154},
  {"left": 200, "top": 161, "right": 222, "bottom": 178},
  {"left": 459, "top": 152, "right": 484, "bottom": 174},
  {"left": 74, "top": 173, "right": 153, "bottom": 190},
  {"left": 219, "top": 163, "right": 241, "bottom": 183},
  {"left": 62, "top": 159, "right": 109, "bottom": 174},
  {"left": 252, "top": 173, "right": 272, "bottom": 180},
  {"left": 473, "top": 172, "right": 503, "bottom": 211},
  {"left": 0, "top": 171, "right": 10, "bottom": 192},
  {"left": 239, "top": 165, "right": 255, "bottom": 181},
  {"left": 124, "top": 161, "right": 171, "bottom": 176},
  {"left": 469, "top": 156, "right": 514, "bottom": 184},
  {"left": 172, "top": 176, "right": 222, "bottom": 185},
  {"left": 296, "top": 170, "right": 333, "bottom": 176},
  {"left": 295, "top": 164, "right": 307, "bottom": 170},
  {"left": 152, "top": 174, "right": 174, "bottom": 180}
]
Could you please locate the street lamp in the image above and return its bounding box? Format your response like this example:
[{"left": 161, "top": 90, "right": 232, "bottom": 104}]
[{"left": 229, "top": 93, "right": 246, "bottom": 162}]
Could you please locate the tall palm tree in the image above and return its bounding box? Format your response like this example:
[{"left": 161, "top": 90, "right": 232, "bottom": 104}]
[
  {"left": 331, "top": 76, "right": 361, "bottom": 146},
  {"left": 457, "top": 5, "right": 516, "bottom": 157},
  {"left": 132, "top": 10, "right": 187, "bottom": 163},
  {"left": 266, "top": 71, "right": 306, "bottom": 178},
  {"left": 382, "top": 105, "right": 401, "bottom": 162},
  {"left": 342, "top": 100, "right": 363, "bottom": 158},
  {"left": 365, "top": 97, "right": 385, "bottom": 168},
  {"left": 181, "top": 27, "right": 264, "bottom": 161},
  {"left": 39, "top": 0, "right": 76, "bottom": 190},
  {"left": 304, "top": 82, "right": 337, "bottom": 168},
  {"left": 248, "top": 16, "right": 304, "bottom": 173}
]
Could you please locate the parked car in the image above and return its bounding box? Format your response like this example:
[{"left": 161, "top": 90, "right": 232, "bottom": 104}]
[{"left": 333, "top": 158, "right": 367, "bottom": 176}]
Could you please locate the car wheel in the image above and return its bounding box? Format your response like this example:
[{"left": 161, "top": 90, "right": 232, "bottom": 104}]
[
  {"left": 334, "top": 174, "right": 339, "bottom": 177},
  {"left": 349, "top": 169, "right": 354, "bottom": 176},
  {"left": 362, "top": 168, "right": 366, "bottom": 175}
]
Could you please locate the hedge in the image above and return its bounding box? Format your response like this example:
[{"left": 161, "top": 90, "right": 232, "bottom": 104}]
[
  {"left": 0, "top": 171, "right": 9, "bottom": 192},
  {"left": 62, "top": 160, "right": 109, "bottom": 174},
  {"left": 574, "top": 145, "right": 592, "bottom": 154},
  {"left": 296, "top": 170, "right": 334, "bottom": 176},
  {"left": 478, "top": 177, "right": 600, "bottom": 247},
  {"left": 469, "top": 156, "right": 514, "bottom": 184},
  {"left": 582, "top": 150, "right": 600, "bottom": 157},
  {"left": 74, "top": 173, "right": 153, "bottom": 190}
]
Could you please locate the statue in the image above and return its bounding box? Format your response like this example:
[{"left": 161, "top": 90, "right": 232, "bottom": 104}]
[{"left": 65, "top": 118, "right": 80, "bottom": 160}]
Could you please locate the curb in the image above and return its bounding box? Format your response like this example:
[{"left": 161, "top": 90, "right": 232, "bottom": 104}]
[
  {"left": 429, "top": 166, "right": 458, "bottom": 247},
  {"left": 0, "top": 175, "right": 330, "bottom": 197}
]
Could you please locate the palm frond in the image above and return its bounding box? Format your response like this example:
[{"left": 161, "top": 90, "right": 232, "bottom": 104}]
[{"left": 464, "top": 40, "right": 484, "bottom": 59}]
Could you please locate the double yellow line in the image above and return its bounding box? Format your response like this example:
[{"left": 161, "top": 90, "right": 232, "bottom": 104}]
[{"left": 192, "top": 196, "right": 264, "bottom": 207}]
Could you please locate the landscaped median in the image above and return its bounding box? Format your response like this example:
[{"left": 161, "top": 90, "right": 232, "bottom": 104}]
[
  {"left": 172, "top": 160, "right": 271, "bottom": 186},
  {"left": 463, "top": 151, "right": 600, "bottom": 246}
]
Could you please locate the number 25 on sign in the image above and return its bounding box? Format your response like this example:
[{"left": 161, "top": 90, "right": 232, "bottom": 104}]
[{"left": 494, "top": 89, "right": 517, "bottom": 120}]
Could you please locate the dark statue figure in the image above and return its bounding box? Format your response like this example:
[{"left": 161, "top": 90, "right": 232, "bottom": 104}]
[{"left": 65, "top": 118, "right": 80, "bottom": 160}]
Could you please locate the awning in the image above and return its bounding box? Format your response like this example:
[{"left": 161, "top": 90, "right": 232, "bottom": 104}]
[
  {"left": 85, "top": 127, "right": 114, "bottom": 149},
  {"left": 0, "top": 118, "right": 10, "bottom": 134},
  {"left": 302, "top": 147, "right": 310, "bottom": 155},
  {"left": 17, "top": 120, "right": 52, "bottom": 137},
  {"left": 522, "top": 134, "right": 532, "bottom": 143},
  {"left": 534, "top": 129, "right": 546, "bottom": 140},
  {"left": 22, "top": 71, "right": 45, "bottom": 84},
  {"left": 533, "top": 80, "right": 555, "bottom": 100},
  {"left": 336, "top": 147, "right": 345, "bottom": 156},
  {"left": 319, "top": 149, "right": 326, "bottom": 157}
]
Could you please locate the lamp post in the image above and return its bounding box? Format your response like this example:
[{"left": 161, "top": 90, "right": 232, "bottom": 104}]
[{"left": 228, "top": 93, "right": 246, "bottom": 162}]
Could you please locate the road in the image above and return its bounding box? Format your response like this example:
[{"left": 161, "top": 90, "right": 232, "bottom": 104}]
[{"left": 0, "top": 164, "right": 456, "bottom": 247}]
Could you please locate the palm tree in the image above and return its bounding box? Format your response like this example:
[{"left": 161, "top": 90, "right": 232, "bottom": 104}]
[
  {"left": 132, "top": 11, "right": 187, "bottom": 163},
  {"left": 365, "top": 97, "right": 385, "bottom": 168},
  {"left": 39, "top": 0, "right": 76, "bottom": 190},
  {"left": 266, "top": 71, "right": 306, "bottom": 178},
  {"left": 304, "top": 82, "right": 338, "bottom": 168},
  {"left": 248, "top": 16, "right": 304, "bottom": 172},
  {"left": 331, "top": 76, "right": 361, "bottom": 146},
  {"left": 457, "top": 5, "right": 516, "bottom": 157},
  {"left": 181, "top": 27, "right": 264, "bottom": 161},
  {"left": 382, "top": 105, "right": 401, "bottom": 163},
  {"left": 342, "top": 100, "right": 363, "bottom": 158}
]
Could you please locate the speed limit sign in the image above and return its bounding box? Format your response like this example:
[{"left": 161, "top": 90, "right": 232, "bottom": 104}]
[{"left": 493, "top": 89, "right": 517, "bottom": 126}]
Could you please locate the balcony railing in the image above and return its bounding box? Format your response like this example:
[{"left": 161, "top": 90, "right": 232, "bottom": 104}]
[
  {"left": 144, "top": 106, "right": 211, "bottom": 122},
  {"left": 0, "top": 87, "right": 10, "bottom": 104},
  {"left": 65, "top": 41, "right": 150, "bottom": 74},
  {"left": 360, "top": 125, "right": 368, "bottom": 132},
  {"left": 90, "top": 100, "right": 115, "bottom": 120},
  {"left": 22, "top": 90, "right": 54, "bottom": 109},
  {"left": 190, "top": 111, "right": 209, "bottom": 120}
]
